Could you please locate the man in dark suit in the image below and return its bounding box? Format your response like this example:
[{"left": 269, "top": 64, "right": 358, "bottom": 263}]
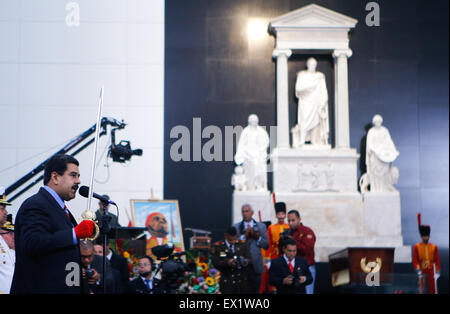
[
  {"left": 11, "top": 154, "right": 95, "bottom": 294},
  {"left": 233, "top": 204, "right": 269, "bottom": 293},
  {"left": 80, "top": 240, "right": 120, "bottom": 294},
  {"left": 125, "top": 255, "right": 162, "bottom": 294},
  {"left": 95, "top": 196, "right": 120, "bottom": 229},
  {"left": 101, "top": 236, "right": 130, "bottom": 287},
  {"left": 269, "top": 237, "right": 312, "bottom": 294}
]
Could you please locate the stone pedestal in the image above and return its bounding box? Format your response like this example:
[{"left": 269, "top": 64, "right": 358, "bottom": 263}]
[
  {"left": 363, "top": 191, "right": 402, "bottom": 238},
  {"left": 232, "top": 191, "right": 275, "bottom": 224},
  {"left": 271, "top": 147, "right": 360, "bottom": 193},
  {"left": 273, "top": 190, "right": 411, "bottom": 262}
]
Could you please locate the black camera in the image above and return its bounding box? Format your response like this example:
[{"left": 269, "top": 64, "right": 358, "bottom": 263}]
[
  {"left": 232, "top": 255, "right": 248, "bottom": 270},
  {"left": 151, "top": 244, "right": 188, "bottom": 294},
  {"left": 224, "top": 250, "right": 248, "bottom": 270},
  {"left": 291, "top": 266, "right": 305, "bottom": 289},
  {"left": 85, "top": 268, "right": 95, "bottom": 279},
  {"left": 109, "top": 140, "right": 143, "bottom": 163},
  {"left": 108, "top": 123, "right": 143, "bottom": 163}
]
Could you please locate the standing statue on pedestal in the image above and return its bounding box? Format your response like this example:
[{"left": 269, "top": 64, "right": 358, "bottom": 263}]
[
  {"left": 360, "top": 114, "right": 400, "bottom": 192},
  {"left": 234, "top": 114, "right": 270, "bottom": 191},
  {"left": 292, "top": 57, "right": 329, "bottom": 147}
]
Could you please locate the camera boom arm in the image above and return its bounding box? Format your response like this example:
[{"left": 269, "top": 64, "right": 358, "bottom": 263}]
[{"left": 6, "top": 117, "right": 132, "bottom": 202}]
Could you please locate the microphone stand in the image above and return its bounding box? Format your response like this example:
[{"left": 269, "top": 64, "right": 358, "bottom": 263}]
[{"left": 98, "top": 204, "right": 112, "bottom": 294}]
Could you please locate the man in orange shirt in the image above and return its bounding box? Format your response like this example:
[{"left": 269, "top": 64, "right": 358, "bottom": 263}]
[{"left": 413, "top": 213, "right": 440, "bottom": 294}]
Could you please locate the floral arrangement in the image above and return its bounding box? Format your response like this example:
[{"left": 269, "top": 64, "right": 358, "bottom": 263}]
[
  {"left": 113, "top": 238, "right": 139, "bottom": 277},
  {"left": 177, "top": 252, "right": 221, "bottom": 294}
]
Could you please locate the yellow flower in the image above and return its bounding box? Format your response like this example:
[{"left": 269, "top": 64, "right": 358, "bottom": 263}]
[
  {"left": 198, "top": 262, "right": 208, "bottom": 272},
  {"left": 205, "top": 277, "right": 215, "bottom": 286},
  {"left": 123, "top": 251, "right": 130, "bottom": 259}
]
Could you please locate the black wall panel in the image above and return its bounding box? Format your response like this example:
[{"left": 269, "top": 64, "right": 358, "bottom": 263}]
[{"left": 165, "top": 0, "right": 449, "bottom": 293}]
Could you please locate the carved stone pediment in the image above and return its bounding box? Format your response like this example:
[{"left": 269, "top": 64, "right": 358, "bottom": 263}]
[
  {"left": 269, "top": 4, "right": 358, "bottom": 50},
  {"left": 269, "top": 4, "right": 358, "bottom": 30}
]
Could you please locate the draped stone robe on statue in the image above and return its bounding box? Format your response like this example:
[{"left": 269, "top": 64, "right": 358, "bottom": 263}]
[
  {"left": 366, "top": 125, "right": 399, "bottom": 192},
  {"left": 295, "top": 70, "right": 329, "bottom": 145},
  {"left": 234, "top": 126, "right": 270, "bottom": 191}
]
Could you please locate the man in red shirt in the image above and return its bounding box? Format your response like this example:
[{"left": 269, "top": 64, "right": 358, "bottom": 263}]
[{"left": 287, "top": 209, "right": 316, "bottom": 294}]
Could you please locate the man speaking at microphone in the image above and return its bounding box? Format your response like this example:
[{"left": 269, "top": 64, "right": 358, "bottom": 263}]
[{"left": 11, "top": 154, "right": 95, "bottom": 294}]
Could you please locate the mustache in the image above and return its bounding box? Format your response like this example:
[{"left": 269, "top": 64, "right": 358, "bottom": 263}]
[
  {"left": 148, "top": 225, "right": 168, "bottom": 235},
  {"left": 72, "top": 185, "right": 79, "bottom": 191}
]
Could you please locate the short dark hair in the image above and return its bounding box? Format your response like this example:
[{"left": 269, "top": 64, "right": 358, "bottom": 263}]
[
  {"left": 225, "top": 226, "right": 237, "bottom": 236},
  {"left": 138, "top": 255, "right": 154, "bottom": 267},
  {"left": 44, "top": 154, "right": 79, "bottom": 185},
  {"left": 80, "top": 239, "right": 94, "bottom": 251},
  {"left": 281, "top": 237, "right": 297, "bottom": 249},
  {"left": 287, "top": 209, "right": 300, "bottom": 218}
]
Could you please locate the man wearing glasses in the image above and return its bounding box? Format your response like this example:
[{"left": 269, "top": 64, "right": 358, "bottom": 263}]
[{"left": 126, "top": 256, "right": 163, "bottom": 294}]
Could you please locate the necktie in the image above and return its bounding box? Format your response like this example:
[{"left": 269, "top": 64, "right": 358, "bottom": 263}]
[
  {"left": 145, "top": 279, "right": 151, "bottom": 290},
  {"left": 64, "top": 205, "right": 71, "bottom": 220},
  {"left": 289, "top": 260, "right": 294, "bottom": 273}
]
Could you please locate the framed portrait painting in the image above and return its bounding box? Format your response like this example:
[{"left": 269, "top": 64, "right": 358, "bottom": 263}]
[{"left": 130, "top": 199, "right": 185, "bottom": 259}]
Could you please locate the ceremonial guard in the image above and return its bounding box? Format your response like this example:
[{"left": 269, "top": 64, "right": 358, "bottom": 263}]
[
  {"left": 211, "top": 226, "right": 252, "bottom": 294},
  {"left": 413, "top": 213, "right": 441, "bottom": 294},
  {"left": 267, "top": 202, "right": 289, "bottom": 259}
]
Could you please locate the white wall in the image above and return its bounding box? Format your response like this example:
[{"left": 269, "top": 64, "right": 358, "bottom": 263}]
[{"left": 0, "top": 0, "right": 165, "bottom": 225}]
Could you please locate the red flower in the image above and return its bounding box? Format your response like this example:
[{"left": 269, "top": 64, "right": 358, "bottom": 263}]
[
  {"left": 204, "top": 270, "right": 209, "bottom": 277},
  {"left": 200, "top": 256, "right": 206, "bottom": 262},
  {"left": 193, "top": 278, "right": 199, "bottom": 285},
  {"left": 128, "top": 263, "right": 133, "bottom": 273},
  {"left": 117, "top": 238, "right": 124, "bottom": 248}
]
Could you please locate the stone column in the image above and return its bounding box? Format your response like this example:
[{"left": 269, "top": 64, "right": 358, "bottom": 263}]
[
  {"left": 332, "top": 49, "right": 353, "bottom": 149},
  {"left": 272, "top": 48, "right": 292, "bottom": 148}
]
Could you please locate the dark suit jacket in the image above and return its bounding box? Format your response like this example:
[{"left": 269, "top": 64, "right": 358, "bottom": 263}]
[
  {"left": 269, "top": 256, "right": 313, "bottom": 294},
  {"left": 109, "top": 251, "right": 130, "bottom": 286},
  {"left": 233, "top": 220, "right": 269, "bottom": 274},
  {"left": 95, "top": 210, "right": 120, "bottom": 228},
  {"left": 125, "top": 276, "right": 162, "bottom": 294},
  {"left": 11, "top": 187, "right": 81, "bottom": 294}
]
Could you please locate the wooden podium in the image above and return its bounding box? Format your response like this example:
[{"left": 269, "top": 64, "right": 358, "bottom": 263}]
[{"left": 328, "top": 247, "right": 395, "bottom": 287}]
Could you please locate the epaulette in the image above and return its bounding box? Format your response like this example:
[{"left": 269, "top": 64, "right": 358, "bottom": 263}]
[{"left": 0, "top": 222, "right": 14, "bottom": 232}]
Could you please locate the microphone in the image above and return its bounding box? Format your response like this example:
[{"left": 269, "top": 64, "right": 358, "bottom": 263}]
[{"left": 78, "top": 186, "right": 116, "bottom": 205}]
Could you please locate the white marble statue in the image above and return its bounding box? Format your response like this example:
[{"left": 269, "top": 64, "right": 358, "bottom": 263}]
[
  {"left": 361, "top": 114, "right": 400, "bottom": 192},
  {"left": 231, "top": 165, "right": 247, "bottom": 191},
  {"left": 292, "top": 57, "right": 329, "bottom": 147},
  {"left": 234, "top": 114, "right": 270, "bottom": 191}
]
